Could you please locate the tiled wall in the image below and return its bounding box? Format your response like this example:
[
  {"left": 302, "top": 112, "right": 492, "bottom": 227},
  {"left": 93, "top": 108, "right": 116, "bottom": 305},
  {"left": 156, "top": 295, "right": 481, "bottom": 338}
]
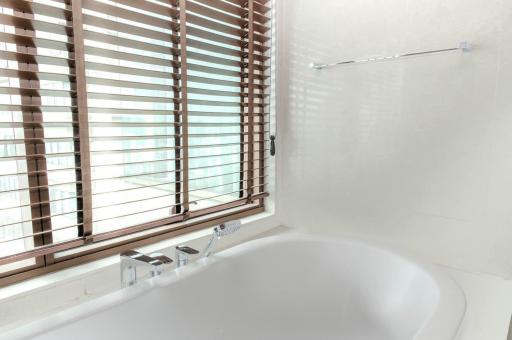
[{"left": 276, "top": 0, "right": 512, "bottom": 278}]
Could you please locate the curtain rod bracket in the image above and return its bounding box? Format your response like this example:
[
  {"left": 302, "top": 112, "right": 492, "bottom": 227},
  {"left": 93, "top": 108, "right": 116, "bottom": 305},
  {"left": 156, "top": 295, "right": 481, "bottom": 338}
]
[{"left": 459, "top": 41, "right": 472, "bottom": 53}]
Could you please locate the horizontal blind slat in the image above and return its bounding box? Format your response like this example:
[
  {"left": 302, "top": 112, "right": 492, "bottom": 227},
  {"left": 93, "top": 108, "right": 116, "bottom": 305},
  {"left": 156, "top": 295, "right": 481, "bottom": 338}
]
[
  {"left": 85, "top": 46, "right": 180, "bottom": 67},
  {"left": 191, "top": 0, "right": 270, "bottom": 25},
  {"left": 108, "top": 0, "right": 179, "bottom": 18},
  {"left": 0, "top": 13, "right": 73, "bottom": 36},
  {"left": 82, "top": 0, "right": 176, "bottom": 30},
  {"left": 0, "top": 0, "right": 72, "bottom": 18},
  {"left": 85, "top": 61, "right": 179, "bottom": 79},
  {"left": 83, "top": 30, "right": 179, "bottom": 55},
  {"left": 83, "top": 14, "right": 173, "bottom": 43},
  {"left": 0, "top": 68, "right": 76, "bottom": 82},
  {"left": 186, "top": 13, "right": 268, "bottom": 44},
  {"left": 0, "top": 50, "right": 75, "bottom": 67},
  {"left": 0, "top": 31, "right": 73, "bottom": 51}
]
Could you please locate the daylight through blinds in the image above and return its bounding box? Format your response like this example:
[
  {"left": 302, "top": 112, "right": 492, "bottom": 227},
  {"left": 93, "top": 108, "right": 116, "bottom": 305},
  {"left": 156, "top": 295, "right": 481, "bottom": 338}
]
[{"left": 0, "top": 0, "right": 271, "bottom": 285}]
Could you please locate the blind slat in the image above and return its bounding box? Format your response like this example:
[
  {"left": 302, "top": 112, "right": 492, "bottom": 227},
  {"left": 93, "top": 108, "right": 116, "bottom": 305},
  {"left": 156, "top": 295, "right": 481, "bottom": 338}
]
[
  {"left": 188, "top": 38, "right": 268, "bottom": 62},
  {"left": 85, "top": 61, "right": 179, "bottom": 79},
  {"left": 187, "top": 1, "right": 268, "bottom": 34},
  {"left": 83, "top": 14, "right": 172, "bottom": 43},
  {"left": 0, "top": 68, "right": 76, "bottom": 82},
  {"left": 86, "top": 76, "right": 178, "bottom": 92},
  {"left": 0, "top": 50, "right": 75, "bottom": 67},
  {"left": 187, "top": 12, "right": 269, "bottom": 45},
  {"left": 0, "top": 0, "right": 72, "bottom": 18},
  {"left": 223, "top": 0, "right": 270, "bottom": 16},
  {"left": 83, "top": 30, "right": 179, "bottom": 55},
  {"left": 0, "top": 31, "right": 73, "bottom": 51},
  {"left": 0, "top": 13, "right": 73, "bottom": 36},
  {"left": 82, "top": 0, "right": 177, "bottom": 30},
  {"left": 192, "top": 0, "right": 270, "bottom": 25},
  {"left": 108, "top": 0, "right": 179, "bottom": 18},
  {"left": 0, "top": 86, "right": 76, "bottom": 97}
]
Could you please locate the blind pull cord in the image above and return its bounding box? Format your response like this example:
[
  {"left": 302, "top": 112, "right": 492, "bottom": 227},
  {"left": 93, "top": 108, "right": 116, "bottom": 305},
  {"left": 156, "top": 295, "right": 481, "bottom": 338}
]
[{"left": 270, "top": 135, "right": 276, "bottom": 156}]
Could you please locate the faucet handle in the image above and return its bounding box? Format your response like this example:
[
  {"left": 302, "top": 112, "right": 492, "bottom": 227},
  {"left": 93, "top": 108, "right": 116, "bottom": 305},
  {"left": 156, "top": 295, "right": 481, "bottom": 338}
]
[
  {"left": 175, "top": 245, "right": 199, "bottom": 268},
  {"left": 150, "top": 253, "right": 173, "bottom": 264},
  {"left": 148, "top": 253, "right": 173, "bottom": 277},
  {"left": 121, "top": 250, "right": 161, "bottom": 265},
  {"left": 176, "top": 246, "right": 199, "bottom": 255},
  {"left": 121, "top": 250, "right": 140, "bottom": 258}
]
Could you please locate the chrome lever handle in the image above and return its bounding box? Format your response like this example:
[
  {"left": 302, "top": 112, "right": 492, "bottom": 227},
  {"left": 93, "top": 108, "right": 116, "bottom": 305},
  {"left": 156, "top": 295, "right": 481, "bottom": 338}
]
[
  {"left": 150, "top": 253, "right": 173, "bottom": 264},
  {"left": 149, "top": 253, "right": 173, "bottom": 277},
  {"left": 121, "top": 250, "right": 162, "bottom": 265},
  {"left": 176, "top": 246, "right": 199, "bottom": 255},
  {"left": 176, "top": 245, "right": 199, "bottom": 268}
]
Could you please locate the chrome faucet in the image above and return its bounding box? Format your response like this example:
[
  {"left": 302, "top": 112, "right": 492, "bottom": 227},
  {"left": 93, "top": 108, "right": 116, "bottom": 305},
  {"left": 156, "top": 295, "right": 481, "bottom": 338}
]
[
  {"left": 175, "top": 245, "right": 199, "bottom": 268},
  {"left": 120, "top": 250, "right": 173, "bottom": 287},
  {"left": 203, "top": 220, "right": 242, "bottom": 257}
]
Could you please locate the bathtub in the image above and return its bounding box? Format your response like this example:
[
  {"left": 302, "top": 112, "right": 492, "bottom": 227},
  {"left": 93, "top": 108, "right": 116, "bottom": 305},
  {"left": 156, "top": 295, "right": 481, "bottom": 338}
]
[{"left": 0, "top": 234, "right": 466, "bottom": 340}]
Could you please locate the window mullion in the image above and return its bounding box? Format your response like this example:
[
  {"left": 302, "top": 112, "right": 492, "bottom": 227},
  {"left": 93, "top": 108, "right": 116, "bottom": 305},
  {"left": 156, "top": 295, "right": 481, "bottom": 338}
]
[
  {"left": 246, "top": 0, "right": 255, "bottom": 202},
  {"left": 179, "top": 0, "right": 190, "bottom": 217},
  {"left": 172, "top": 1, "right": 182, "bottom": 215},
  {"left": 239, "top": 7, "right": 247, "bottom": 199},
  {"left": 14, "top": 9, "right": 53, "bottom": 267},
  {"left": 70, "top": 0, "right": 93, "bottom": 242},
  {"left": 257, "top": 1, "right": 268, "bottom": 207}
]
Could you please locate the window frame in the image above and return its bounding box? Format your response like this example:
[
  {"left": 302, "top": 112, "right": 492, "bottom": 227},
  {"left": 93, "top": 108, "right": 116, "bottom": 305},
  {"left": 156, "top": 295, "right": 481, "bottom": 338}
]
[{"left": 0, "top": 0, "right": 271, "bottom": 287}]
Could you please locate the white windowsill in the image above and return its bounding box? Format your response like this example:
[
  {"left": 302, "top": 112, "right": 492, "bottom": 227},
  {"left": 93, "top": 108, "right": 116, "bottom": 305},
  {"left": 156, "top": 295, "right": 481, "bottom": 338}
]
[{"left": 0, "top": 211, "right": 277, "bottom": 302}]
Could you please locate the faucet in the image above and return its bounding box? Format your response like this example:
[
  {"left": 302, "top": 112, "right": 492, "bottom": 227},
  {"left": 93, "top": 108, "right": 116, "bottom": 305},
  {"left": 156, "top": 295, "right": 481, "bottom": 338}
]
[
  {"left": 203, "top": 220, "right": 242, "bottom": 258},
  {"left": 120, "top": 250, "right": 173, "bottom": 287},
  {"left": 175, "top": 245, "right": 199, "bottom": 268}
]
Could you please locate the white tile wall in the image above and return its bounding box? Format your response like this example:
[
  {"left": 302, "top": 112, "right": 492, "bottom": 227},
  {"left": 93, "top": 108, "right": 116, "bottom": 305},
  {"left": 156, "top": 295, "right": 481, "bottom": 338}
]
[{"left": 276, "top": 0, "right": 512, "bottom": 278}]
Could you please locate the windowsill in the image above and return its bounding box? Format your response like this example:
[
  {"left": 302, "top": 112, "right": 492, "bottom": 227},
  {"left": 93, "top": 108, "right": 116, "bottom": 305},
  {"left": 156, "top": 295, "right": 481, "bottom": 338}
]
[{"left": 0, "top": 210, "right": 277, "bottom": 303}]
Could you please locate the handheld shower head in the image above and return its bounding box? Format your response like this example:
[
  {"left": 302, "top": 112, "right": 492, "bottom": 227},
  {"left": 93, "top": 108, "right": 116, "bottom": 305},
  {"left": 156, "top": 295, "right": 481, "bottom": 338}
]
[
  {"left": 216, "top": 220, "right": 242, "bottom": 237},
  {"left": 203, "top": 219, "right": 242, "bottom": 257}
]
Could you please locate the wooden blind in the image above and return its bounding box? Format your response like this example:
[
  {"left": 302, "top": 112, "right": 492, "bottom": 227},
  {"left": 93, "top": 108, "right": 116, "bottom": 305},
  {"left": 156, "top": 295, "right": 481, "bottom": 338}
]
[{"left": 0, "top": 0, "right": 270, "bottom": 286}]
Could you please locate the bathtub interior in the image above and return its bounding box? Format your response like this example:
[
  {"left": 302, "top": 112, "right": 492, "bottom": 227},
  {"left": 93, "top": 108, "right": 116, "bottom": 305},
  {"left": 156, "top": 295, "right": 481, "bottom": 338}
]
[{"left": 28, "top": 237, "right": 440, "bottom": 340}]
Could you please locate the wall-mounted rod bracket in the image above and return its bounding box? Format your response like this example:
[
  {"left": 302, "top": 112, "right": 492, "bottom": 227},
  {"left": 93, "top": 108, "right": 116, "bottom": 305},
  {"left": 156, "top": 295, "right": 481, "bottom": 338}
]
[{"left": 310, "top": 41, "right": 472, "bottom": 70}]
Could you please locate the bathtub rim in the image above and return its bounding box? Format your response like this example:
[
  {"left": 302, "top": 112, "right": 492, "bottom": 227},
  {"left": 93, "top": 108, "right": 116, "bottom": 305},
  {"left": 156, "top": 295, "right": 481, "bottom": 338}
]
[{"left": 196, "top": 233, "right": 467, "bottom": 340}]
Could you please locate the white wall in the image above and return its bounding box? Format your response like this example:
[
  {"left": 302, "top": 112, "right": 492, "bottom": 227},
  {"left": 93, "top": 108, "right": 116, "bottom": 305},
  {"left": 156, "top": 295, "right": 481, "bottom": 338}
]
[{"left": 276, "top": 0, "right": 512, "bottom": 278}]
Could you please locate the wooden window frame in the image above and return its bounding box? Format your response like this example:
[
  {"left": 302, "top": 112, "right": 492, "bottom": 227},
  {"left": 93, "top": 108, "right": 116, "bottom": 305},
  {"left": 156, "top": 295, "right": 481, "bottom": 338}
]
[{"left": 0, "top": 0, "right": 271, "bottom": 287}]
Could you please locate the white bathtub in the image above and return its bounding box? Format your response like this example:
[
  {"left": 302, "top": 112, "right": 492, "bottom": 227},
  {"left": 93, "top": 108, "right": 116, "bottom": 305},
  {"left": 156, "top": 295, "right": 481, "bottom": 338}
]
[{"left": 0, "top": 234, "right": 466, "bottom": 340}]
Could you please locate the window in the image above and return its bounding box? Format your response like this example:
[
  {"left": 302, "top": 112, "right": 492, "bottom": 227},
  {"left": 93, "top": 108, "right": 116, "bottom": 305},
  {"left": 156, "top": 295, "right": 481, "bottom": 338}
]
[{"left": 0, "top": 0, "right": 270, "bottom": 285}]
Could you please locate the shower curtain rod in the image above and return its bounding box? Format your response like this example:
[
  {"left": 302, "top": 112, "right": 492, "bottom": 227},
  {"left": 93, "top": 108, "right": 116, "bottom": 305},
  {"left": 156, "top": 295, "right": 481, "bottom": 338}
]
[{"left": 309, "top": 41, "right": 472, "bottom": 70}]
